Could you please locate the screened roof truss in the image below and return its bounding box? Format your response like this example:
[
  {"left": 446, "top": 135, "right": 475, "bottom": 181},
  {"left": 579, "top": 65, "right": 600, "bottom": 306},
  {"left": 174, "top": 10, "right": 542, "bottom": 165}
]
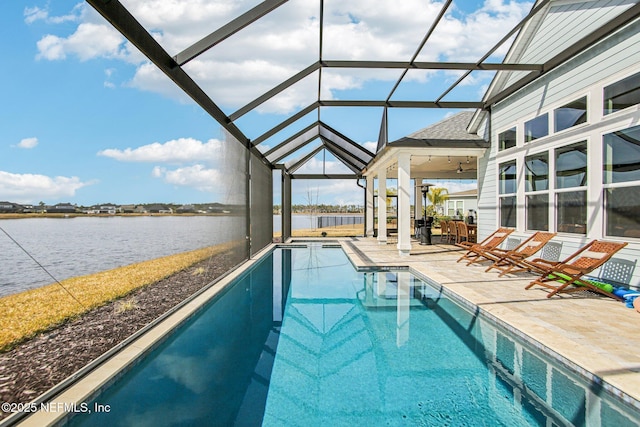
[{"left": 86, "top": 0, "right": 640, "bottom": 175}]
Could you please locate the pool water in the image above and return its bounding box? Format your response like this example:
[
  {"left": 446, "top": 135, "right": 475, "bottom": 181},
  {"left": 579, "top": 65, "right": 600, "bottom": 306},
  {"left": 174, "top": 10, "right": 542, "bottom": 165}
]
[{"left": 66, "top": 246, "right": 639, "bottom": 426}]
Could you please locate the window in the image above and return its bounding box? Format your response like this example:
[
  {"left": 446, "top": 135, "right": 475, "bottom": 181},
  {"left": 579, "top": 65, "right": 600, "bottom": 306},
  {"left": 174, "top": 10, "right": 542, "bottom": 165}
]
[
  {"left": 554, "top": 97, "right": 587, "bottom": 132},
  {"left": 604, "top": 71, "right": 640, "bottom": 115},
  {"left": 499, "top": 160, "right": 517, "bottom": 227},
  {"left": 498, "top": 127, "right": 516, "bottom": 151},
  {"left": 524, "top": 113, "right": 548, "bottom": 142},
  {"left": 525, "top": 153, "right": 549, "bottom": 192},
  {"left": 499, "top": 160, "right": 517, "bottom": 194},
  {"left": 527, "top": 194, "right": 548, "bottom": 231},
  {"left": 555, "top": 141, "right": 587, "bottom": 234},
  {"left": 500, "top": 197, "right": 516, "bottom": 228},
  {"left": 604, "top": 125, "right": 640, "bottom": 238},
  {"left": 447, "top": 201, "right": 464, "bottom": 217},
  {"left": 605, "top": 187, "right": 640, "bottom": 238},
  {"left": 556, "top": 192, "right": 587, "bottom": 234},
  {"left": 556, "top": 141, "right": 587, "bottom": 189},
  {"left": 603, "top": 125, "right": 640, "bottom": 184},
  {"left": 525, "top": 153, "right": 549, "bottom": 231}
]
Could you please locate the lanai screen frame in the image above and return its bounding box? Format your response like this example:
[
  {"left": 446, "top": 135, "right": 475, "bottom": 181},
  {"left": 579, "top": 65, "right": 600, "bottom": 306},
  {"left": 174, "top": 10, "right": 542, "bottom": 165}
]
[{"left": 85, "top": 0, "right": 640, "bottom": 247}]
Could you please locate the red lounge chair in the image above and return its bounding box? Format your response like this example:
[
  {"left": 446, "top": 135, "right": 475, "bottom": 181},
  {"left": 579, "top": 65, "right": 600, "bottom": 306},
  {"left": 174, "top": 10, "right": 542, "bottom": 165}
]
[
  {"left": 456, "top": 228, "right": 514, "bottom": 265},
  {"left": 525, "top": 240, "right": 628, "bottom": 299},
  {"left": 484, "top": 232, "right": 557, "bottom": 276}
]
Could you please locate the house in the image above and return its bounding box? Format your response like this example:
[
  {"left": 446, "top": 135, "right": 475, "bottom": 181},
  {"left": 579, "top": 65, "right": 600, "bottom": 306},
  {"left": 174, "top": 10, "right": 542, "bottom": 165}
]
[
  {"left": 176, "top": 204, "right": 196, "bottom": 213},
  {"left": 445, "top": 189, "right": 478, "bottom": 220},
  {"left": 0, "top": 202, "right": 23, "bottom": 213},
  {"left": 467, "top": 0, "right": 640, "bottom": 287},
  {"left": 119, "top": 204, "right": 136, "bottom": 213},
  {"left": 48, "top": 203, "right": 77, "bottom": 214},
  {"left": 147, "top": 205, "right": 173, "bottom": 214}
]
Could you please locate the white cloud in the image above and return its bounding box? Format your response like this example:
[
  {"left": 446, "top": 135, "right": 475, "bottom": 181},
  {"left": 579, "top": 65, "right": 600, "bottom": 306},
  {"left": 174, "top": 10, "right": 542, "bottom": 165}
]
[
  {"left": 152, "top": 164, "right": 222, "bottom": 192},
  {"left": 36, "top": 0, "right": 532, "bottom": 111},
  {"left": 292, "top": 179, "right": 363, "bottom": 206},
  {"left": 0, "top": 171, "right": 92, "bottom": 203},
  {"left": 98, "top": 138, "right": 223, "bottom": 163},
  {"left": 17, "top": 137, "right": 38, "bottom": 149},
  {"left": 362, "top": 141, "right": 378, "bottom": 153},
  {"left": 24, "top": 4, "right": 84, "bottom": 25},
  {"left": 100, "top": 137, "right": 235, "bottom": 193},
  {"left": 36, "top": 22, "right": 129, "bottom": 62}
]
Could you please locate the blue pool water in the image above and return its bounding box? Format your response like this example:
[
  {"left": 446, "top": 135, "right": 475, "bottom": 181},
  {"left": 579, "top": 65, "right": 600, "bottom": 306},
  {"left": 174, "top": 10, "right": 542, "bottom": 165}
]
[{"left": 65, "top": 245, "right": 639, "bottom": 426}]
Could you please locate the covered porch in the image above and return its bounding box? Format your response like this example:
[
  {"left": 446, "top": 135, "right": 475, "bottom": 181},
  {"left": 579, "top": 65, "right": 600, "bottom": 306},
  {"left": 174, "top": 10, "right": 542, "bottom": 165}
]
[{"left": 362, "top": 112, "right": 489, "bottom": 256}]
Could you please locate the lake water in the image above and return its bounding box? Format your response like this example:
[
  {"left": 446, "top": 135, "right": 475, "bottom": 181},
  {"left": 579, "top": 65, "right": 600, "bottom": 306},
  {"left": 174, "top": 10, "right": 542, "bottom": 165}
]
[
  {"left": 0, "top": 214, "right": 362, "bottom": 297},
  {"left": 0, "top": 216, "right": 245, "bottom": 297}
]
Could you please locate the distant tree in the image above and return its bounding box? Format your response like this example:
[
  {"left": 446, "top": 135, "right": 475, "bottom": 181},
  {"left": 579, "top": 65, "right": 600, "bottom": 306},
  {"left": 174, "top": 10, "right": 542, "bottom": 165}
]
[
  {"left": 304, "top": 186, "right": 319, "bottom": 229},
  {"left": 425, "top": 187, "right": 449, "bottom": 216}
]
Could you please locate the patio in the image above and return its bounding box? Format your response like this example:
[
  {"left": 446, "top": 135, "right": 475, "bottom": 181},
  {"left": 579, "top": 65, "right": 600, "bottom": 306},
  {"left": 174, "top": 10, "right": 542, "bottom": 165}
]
[{"left": 338, "top": 237, "right": 640, "bottom": 409}]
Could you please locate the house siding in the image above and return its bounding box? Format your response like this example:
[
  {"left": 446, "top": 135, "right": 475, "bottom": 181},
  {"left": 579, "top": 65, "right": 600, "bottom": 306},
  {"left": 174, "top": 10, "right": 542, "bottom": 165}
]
[
  {"left": 503, "top": 0, "right": 636, "bottom": 87},
  {"left": 479, "top": 14, "right": 640, "bottom": 288}
]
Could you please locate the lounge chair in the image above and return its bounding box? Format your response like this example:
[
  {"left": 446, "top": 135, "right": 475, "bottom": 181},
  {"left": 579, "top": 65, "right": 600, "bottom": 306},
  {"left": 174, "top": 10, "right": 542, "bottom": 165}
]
[
  {"left": 484, "top": 232, "right": 557, "bottom": 276},
  {"left": 525, "top": 240, "right": 628, "bottom": 299},
  {"left": 456, "top": 227, "right": 514, "bottom": 265}
]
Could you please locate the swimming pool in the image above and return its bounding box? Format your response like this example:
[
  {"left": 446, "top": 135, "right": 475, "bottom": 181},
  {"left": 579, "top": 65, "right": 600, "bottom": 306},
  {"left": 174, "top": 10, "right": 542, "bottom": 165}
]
[{"left": 59, "top": 245, "right": 638, "bottom": 426}]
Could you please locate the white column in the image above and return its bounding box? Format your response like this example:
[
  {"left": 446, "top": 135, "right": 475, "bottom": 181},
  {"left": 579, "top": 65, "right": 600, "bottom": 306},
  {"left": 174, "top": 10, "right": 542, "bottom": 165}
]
[
  {"left": 377, "top": 169, "right": 387, "bottom": 244},
  {"left": 366, "top": 174, "right": 375, "bottom": 237},
  {"left": 397, "top": 152, "right": 411, "bottom": 256}
]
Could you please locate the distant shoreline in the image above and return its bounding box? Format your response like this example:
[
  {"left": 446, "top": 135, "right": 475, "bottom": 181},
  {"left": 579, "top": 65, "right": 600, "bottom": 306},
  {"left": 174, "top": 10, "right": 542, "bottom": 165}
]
[
  {"left": 0, "top": 212, "right": 364, "bottom": 220},
  {"left": 0, "top": 212, "right": 234, "bottom": 220}
]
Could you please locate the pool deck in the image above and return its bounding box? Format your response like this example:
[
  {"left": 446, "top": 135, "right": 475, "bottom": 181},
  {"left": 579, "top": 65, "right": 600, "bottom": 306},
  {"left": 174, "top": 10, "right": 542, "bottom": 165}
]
[{"left": 339, "top": 236, "right": 640, "bottom": 410}]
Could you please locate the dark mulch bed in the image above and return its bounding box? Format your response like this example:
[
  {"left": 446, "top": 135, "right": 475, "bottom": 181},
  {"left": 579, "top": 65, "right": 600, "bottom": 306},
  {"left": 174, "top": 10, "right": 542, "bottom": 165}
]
[{"left": 0, "top": 251, "right": 241, "bottom": 420}]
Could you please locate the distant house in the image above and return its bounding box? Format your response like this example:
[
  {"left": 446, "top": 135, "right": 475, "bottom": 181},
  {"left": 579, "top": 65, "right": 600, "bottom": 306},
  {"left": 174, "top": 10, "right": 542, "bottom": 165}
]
[
  {"left": 120, "top": 205, "right": 148, "bottom": 214},
  {"left": 177, "top": 204, "right": 196, "bottom": 213},
  {"left": 147, "top": 205, "right": 173, "bottom": 214},
  {"left": 446, "top": 189, "right": 478, "bottom": 219},
  {"left": 0, "top": 202, "right": 23, "bottom": 213},
  {"left": 48, "top": 203, "right": 77, "bottom": 214},
  {"left": 98, "top": 204, "right": 118, "bottom": 214}
]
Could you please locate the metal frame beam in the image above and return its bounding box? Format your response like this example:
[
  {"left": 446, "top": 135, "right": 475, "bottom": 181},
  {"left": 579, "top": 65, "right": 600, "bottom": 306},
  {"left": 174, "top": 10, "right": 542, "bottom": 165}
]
[
  {"left": 319, "top": 122, "right": 374, "bottom": 160},
  {"left": 89, "top": 0, "right": 640, "bottom": 180},
  {"left": 252, "top": 102, "right": 319, "bottom": 146},
  {"left": 285, "top": 144, "right": 324, "bottom": 173},
  {"left": 174, "top": 0, "right": 289, "bottom": 65},
  {"left": 290, "top": 174, "right": 358, "bottom": 179},
  {"left": 435, "top": 0, "right": 553, "bottom": 103},
  {"left": 386, "top": 0, "right": 452, "bottom": 102},
  {"left": 322, "top": 61, "right": 542, "bottom": 71},
  {"left": 264, "top": 123, "right": 319, "bottom": 163},
  {"left": 321, "top": 139, "right": 366, "bottom": 172},
  {"left": 230, "top": 62, "right": 321, "bottom": 121},
  {"left": 86, "top": 0, "right": 250, "bottom": 147},
  {"left": 319, "top": 100, "right": 485, "bottom": 109}
]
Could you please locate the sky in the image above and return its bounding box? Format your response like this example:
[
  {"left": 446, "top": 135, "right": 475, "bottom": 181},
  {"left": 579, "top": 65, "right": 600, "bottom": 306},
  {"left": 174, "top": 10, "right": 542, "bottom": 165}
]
[{"left": 0, "top": 0, "right": 532, "bottom": 207}]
